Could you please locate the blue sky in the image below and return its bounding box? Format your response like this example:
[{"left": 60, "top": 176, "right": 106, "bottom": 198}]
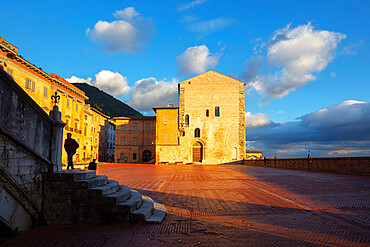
[{"left": 1, "top": 0, "right": 369, "bottom": 157}]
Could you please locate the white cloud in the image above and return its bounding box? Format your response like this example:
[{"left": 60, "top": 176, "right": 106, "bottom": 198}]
[
  {"left": 187, "top": 17, "right": 234, "bottom": 35},
  {"left": 67, "top": 70, "right": 130, "bottom": 97},
  {"left": 177, "top": 0, "right": 207, "bottom": 11},
  {"left": 243, "top": 23, "right": 346, "bottom": 99},
  {"left": 86, "top": 7, "right": 153, "bottom": 53},
  {"left": 67, "top": 76, "right": 92, "bottom": 84},
  {"left": 299, "top": 100, "right": 368, "bottom": 129},
  {"left": 245, "top": 112, "right": 273, "bottom": 129},
  {"left": 128, "top": 77, "right": 179, "bottom": 112},
  {"left": 247, "top": 100, "right": 370, "bottom": 158},
  {"left": 177, "top": 45, "right": 220, "bottom": 75}
]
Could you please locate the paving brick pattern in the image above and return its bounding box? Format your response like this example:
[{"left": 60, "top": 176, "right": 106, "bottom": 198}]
[{"left": 2, "top": 164, "right": 370, "bottom": 246}]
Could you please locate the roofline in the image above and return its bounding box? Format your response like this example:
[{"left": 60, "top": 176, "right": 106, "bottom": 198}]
[
  {"left": 0, "top": 37, "right": 88, "bottom": 101},
  {"left": 152, "top": 106, "right": 179, "bottom": 113},
  {"left": 178, "top": 70, "right": 246, "bottom": 85}
]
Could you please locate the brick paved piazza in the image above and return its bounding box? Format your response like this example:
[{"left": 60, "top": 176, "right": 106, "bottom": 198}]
[{"left": 2, "top": 164, "right": 370, "bottom": 247}]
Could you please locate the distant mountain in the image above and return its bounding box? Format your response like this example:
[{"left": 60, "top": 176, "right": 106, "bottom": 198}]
[{"left": 72, "top": 83, "right": 142, "bottom": 117}]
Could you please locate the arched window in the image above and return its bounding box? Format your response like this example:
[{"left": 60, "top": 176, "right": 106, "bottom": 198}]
[
  {"left": 194, "top": 128, "right": 200, "bottom": 138},
  {"left": 185, "top": 114, "right": 189, "bottom": 126},
  {"left": 206, "top": 109, "right": 209, "bottom": 117}
]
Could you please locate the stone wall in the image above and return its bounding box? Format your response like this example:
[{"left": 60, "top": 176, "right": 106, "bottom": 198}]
[
  {"left": 158, "top": 71, "right": 245, "bottom": 164},
  {"left": 0, "top": 68, "right": 53, "bottom": 231},
  {"left": 244, "top": 157, "right": 370, "bottom": 175}
]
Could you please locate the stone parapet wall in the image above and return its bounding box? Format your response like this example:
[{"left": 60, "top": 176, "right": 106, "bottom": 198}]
[{"left": 244, "top": 157, "right": 370, "bottom": 175}]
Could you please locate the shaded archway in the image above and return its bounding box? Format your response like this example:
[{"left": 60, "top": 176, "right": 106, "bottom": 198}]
[
  {"left": 142, "top": 150, "right": 152, "bottom": 162},
  {"left": 192, "top": 141, "right": 203, "bottom": 162}
]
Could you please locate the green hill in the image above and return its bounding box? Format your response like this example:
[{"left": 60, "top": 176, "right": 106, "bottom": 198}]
[{"left": 72, "top": 83, "right": 142, "bottom": 117}]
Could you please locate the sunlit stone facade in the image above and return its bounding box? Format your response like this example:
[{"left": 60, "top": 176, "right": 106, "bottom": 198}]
[{"left": 154, "top": 70, "right": 246, "bottom": 164}]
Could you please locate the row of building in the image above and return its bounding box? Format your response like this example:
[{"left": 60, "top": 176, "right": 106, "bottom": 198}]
[{"left": 1, "top": 36, "right": 260, "bottom": 165}]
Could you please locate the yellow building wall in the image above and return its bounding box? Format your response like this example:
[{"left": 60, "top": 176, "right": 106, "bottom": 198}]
[
  {"left": 1, "top": 38, "right": 105, "bottom": 166},
  {"left": 155, "top": 108, "right": 179, "bottom": 145}
]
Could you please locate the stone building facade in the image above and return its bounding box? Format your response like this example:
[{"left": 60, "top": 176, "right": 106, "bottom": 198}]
[
  {"left": 154, "top": 71, "right": 246, "bottom": 164},
  {"left": 114, "top": 116, "right": 156, "bottom": 163},
  {"left": 99, "top": 119, "right": 116, "bottom": 162},
  {"left": 0, "top": 37, "right": 107, "bottom": 165}
]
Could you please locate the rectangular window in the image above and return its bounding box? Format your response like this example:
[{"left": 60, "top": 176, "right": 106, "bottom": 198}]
[
  {"left": 215, "top": 106, "right": 220, "bottom": 117},
  {"left": 43, "top": 87, "right": 48, "bottom": 98},
  {"left": 67, "top": 99, "right": 70, "bottom": 107},
  {"left": 120, "top": 137, "right": 125, "bottom": 145},
  {"left": 84, "top": 126, "right": 87, "bottom": 136},
  {"left": 133, "top": 153, "right": 137, "bottom": 160},
  {"left": 120, "top": 153, "right": 124, "bottom": 160},
  {"left": 145, "top": 123, "right": 150, "bottom": 131},
  {"left": 164, "top": 133, "right": 168, "bottom": 141},
  {"left": 75, "top": 122, "right": 78, "bottom": 131},
  {"left": 133, "top": 137, "right": 138, "bottom": 145},
  {"left": 77, "top": 138, "right": 80, "bottom": 144},
  {"left": 76, "top": 103, "right": 78, "bottom": 112},
  {"left": 32, "top": 81, "right": 35, "bottom": 92},
  {"left": 26, "top": 78, "right": 31, "bottom": 89},
  {"left": 164, "top": 116, "right": 168, "bottom": 124},
  {"left": 121, "top": 124, "right": 126, "bottom": 130},
  {"left": 133, "top": 122, "right": 138, "bottom": 131},
  {"left": 6, "top": 68, "right": 13, "bottom": 78},
  {"left": 145, "top": 137, "right": 150, "bottom": 145}
]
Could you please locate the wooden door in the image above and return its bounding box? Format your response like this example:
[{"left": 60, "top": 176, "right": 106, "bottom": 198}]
[{"left": 192, "top": 142, "right": 203, "bottom": 162}]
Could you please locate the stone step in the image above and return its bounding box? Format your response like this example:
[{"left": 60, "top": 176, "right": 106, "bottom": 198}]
[
  {"left": 118, "top": 190, "right": 143, "bottom": 211},
  {"left": 146, "top": 202, "right": 167, "bottom": 223},
  {"left": 131, "top": 195, "right": 155, "bottom": 221},
  {"left": 103, "top": 185, "right": 131, "bottom": 204},
  {"left": 77, "top": 175, "right": 108, "bottom": 189},
  {"left": 88, "top": 180, "right": 120, "bottom": 197}
]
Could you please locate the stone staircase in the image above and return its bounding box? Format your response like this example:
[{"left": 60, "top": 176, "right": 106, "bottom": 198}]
[{"left": 43, "top": 170, "right": 166, "bottom": 225}]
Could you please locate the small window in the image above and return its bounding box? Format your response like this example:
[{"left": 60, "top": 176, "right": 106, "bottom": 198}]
[
  {"left": 121, "top": 137, "right": 125, "bottom": 145},
  {"left": 194, "top": 128, "right": 200, "bottom": 138},
  {"left": 185, "top": 114, "right": 189, "bottom": 126},
  {"left": 26, "top": 78, "right": 31, "bottom": 89},
  {"left": 95, "top": 137, "right": 97, "bottom": 143},
  {"left": 84, "top": 126, "right": 87, "bottom": 136},
  {"left": 164, "top": 116, "right": 168, "bottom": 124},
  {"left": 145, "top": 137, "right": 150, "bottom": 145},
  {"left": 121, "top": 124, "right": 126, "bottom": 130},
  {"left": 32, "top": 81, "right": 35, "bottom": 91},
  {"left": 77, "top": 138, "right": 80, "bottom": 144},
  {"left": 133, "top": 137, "right": 138, "bottom": 145},
  {"left": 120, "top": 153, "right": 124, "bottom": 160},
  {"left": 133, "top": 153, "right": 137, "bottom": 160},
  {"left": 75, "top": 122, "right": 78, "bottom": 130},
  {"left": 145, "top": 123, "right": 150, "bottom": 131},
  {"left": 215, "top": 107, "right": 220, "bottom": 117},
  {"left": 76, "top": 103, "right": 78, "bottom": 112},
  {"left": 66, "top": 99, "right": 70, "bottom": 107},
  {"left": 164, "top": 133, "right": 168, "bottom": 141},
  {"left": 43, "top": 87, "right": 48, "bottom": 98},
  {"left": 133, "top": 122, "right": 138, "bottom": 131},
  {"left": 6, "top": 68, "right": 13, "bottom": 78},
  {"left": 84, "top": 115, "right": 87, "bottom": 120},
  {"left": 206, "top": 109, "right": 209, "bottom": 117}
]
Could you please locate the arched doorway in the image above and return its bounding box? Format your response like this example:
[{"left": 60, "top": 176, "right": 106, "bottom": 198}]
[
  {"left": 192, "top": 141, "right": 203, "bottom": 162},
  {"left": 142, "top": 150, "right": 152, "bottom": 162}
]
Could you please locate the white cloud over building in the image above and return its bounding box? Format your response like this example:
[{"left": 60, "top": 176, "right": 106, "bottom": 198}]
[{"left": 177, "top": 45, "right": 220, "bottom": 75}]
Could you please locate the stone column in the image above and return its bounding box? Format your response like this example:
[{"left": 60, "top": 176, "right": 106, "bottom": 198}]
[{"left": 49, "top": 105, "right": 66, "bottom": 172}]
